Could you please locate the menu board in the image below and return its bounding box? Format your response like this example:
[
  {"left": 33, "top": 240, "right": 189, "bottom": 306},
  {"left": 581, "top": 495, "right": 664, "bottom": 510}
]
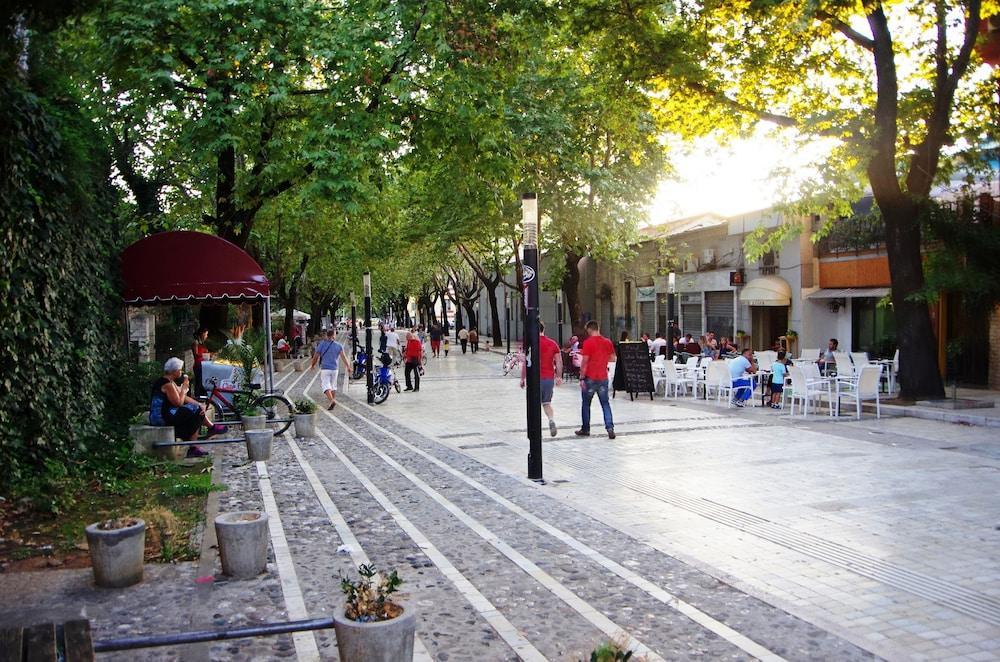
[{"left": 614, "top": 342, "right": 655, "bottom": 400}]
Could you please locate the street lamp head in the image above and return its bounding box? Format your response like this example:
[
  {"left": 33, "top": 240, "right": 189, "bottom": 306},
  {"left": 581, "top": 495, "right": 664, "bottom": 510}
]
[
  {"left": 556, "top": 289, "right": 563, "bottom": 305},
  {"left": 668, "top": 272, "right": 676, "bottom": 294},
  {"left": 362, "top": 271, "right": 371, "bottom": 297},
  {"left": 521, "top": 192, "right": 538, "bottom": 247},
  {"left": 350, "top": 291, "right": 356, "bottom": 305}
]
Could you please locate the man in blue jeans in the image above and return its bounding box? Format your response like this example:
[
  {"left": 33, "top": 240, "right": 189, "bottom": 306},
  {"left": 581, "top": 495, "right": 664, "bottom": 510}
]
[{"left": 575, "top": 320, "right": 617, "bottom": 439}]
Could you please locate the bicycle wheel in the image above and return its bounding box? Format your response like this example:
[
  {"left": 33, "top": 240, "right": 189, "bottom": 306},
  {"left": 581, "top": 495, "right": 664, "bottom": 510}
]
[
  {"left": 208, "top": 399, "right": 238, "bottom": 425},
  {"left": 372, "top": 382, "right": 390, "bottom": 405},
  {"left": 256, "top": 394, "right": 294, "bottom": 435}
]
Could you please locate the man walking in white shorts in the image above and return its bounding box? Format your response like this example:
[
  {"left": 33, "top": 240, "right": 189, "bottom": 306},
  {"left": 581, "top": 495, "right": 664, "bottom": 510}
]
[{"left": 310, "top": 329, "right": 351, "bottom": 410}]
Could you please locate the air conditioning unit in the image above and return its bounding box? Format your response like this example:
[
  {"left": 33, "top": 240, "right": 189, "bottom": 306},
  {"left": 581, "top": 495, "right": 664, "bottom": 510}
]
[{"left": 701, "top": 249, "right": 716, "bottom": 265}]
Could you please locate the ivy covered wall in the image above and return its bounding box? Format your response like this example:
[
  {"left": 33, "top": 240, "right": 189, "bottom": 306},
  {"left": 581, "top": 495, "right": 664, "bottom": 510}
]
[{"left": 0, "top": 66, "right": 128, "bottom": 502}]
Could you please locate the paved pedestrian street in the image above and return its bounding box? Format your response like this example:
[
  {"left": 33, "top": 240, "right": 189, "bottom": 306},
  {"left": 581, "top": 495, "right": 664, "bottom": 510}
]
[{"left": 4, "top": 350, "right": 999, "bottom": 661}]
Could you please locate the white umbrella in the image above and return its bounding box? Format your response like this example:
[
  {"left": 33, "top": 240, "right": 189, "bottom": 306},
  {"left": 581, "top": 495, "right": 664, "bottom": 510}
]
[{"left": 271, "top": 308, "right": 311, "bottom": 321}]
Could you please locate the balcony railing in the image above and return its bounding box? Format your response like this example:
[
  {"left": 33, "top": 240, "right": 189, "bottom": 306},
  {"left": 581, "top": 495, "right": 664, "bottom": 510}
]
[{"left": 817, "top": 214, "right": 885, "bottom": 256}]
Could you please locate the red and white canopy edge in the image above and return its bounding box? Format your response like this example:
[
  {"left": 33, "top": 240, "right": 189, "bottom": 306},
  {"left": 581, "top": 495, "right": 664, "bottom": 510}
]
[{"left": 120, "top": 231, "right": 275, "bottom": 392}]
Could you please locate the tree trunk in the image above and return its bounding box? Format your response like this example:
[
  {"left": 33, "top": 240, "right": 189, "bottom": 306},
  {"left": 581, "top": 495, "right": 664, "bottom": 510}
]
[
  {"left": 881, "top": 200, "right": 945, "bottom": 399},
  {"left": 486, "top": 285, "right": 502, "bottom": 346},
  {"left": 462, "top": 301, "right": 477, "bottom": 329},
  {"left": 563, "top": 250, "right": 584, "bottom": 336}
]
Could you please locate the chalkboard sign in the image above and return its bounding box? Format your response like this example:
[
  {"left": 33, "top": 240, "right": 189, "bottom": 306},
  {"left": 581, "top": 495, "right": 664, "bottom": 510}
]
[{"left": 613, "top": 342, "right": 655, "bottom": 400}]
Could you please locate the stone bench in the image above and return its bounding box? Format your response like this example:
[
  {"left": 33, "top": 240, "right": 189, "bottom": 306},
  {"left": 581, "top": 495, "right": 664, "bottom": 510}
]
[
  {"left": 0, "top": 620, "right": 94, "bottom": 661},
  {"left": 130, "top": 413, "right": 185, "bottom": 461}
]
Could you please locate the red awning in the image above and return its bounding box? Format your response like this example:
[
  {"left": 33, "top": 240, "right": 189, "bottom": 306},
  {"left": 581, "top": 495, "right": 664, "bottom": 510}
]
[{"left": 121, "top": 231, "right": 270, "bottom": 304}]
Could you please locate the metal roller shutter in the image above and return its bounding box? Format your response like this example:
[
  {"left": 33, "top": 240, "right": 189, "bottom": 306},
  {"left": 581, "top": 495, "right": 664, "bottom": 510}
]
[
  {"left": 639, "top": 302, "right": 656, "bottom": 337},
  {"left": 705, "top": 291, "right": 734, "bottom": 337},
  {"left": 680, "top": 303, "right": 702, "bottom": 338}
]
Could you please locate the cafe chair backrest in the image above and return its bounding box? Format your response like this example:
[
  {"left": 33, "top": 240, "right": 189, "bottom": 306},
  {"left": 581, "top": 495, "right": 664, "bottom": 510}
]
[
  {"left": 850, "top": 352, "right": 870, "bottom": 368},
  {"left": 857, "top": 364, "right": 883, "bottom": 397},
  {"left": 799, "top": 348, "right": 820, "bottom": 360},
  {"left": 833, "top": 351, "right": 854, "bottom": 376},
  {"left": 685, "top": 356, "right": 699, "bottom": 371},
  {"left": 803, "top": 362, "right": 823, "bottom": 382},
  {"left": 708, "top": 360, "right": 730, "bottom": 386}
]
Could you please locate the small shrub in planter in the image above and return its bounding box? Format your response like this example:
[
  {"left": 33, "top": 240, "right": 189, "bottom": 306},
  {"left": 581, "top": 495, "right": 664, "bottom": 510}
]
[
  {"left": 241, "top": 406, "right": 266, "bottom": 431},
  {"left": 583, "top": 639, "right": 634, "bottom": 662},
  {"left": 293, "top": 399, "right": 317, "bottom": 438},
  {"left": 333, "top": 564, "right": 416, "bottom": 662}
]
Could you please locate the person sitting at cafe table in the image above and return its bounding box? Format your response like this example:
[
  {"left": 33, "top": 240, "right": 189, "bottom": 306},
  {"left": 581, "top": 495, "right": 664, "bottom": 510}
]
[
  {"left": 729, "top": 348, "right": 758, "bottom": 408},
  {"left": 817, "top": 338, "right": 838, "bottom": 375}
]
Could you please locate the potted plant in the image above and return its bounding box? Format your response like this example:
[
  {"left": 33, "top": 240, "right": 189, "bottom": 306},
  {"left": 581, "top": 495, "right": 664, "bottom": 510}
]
[
  {"left": 85, "top": 517, "right": 146, "bottom": 588},
  {"left": 293, "top": 399, "right": 317, "bottom": 438},
  {"left": 241, "top": 406, "right": 266, "bottom": 431},
  {"left": 333, "top": 564, "right": 416, "bottom": 662}
]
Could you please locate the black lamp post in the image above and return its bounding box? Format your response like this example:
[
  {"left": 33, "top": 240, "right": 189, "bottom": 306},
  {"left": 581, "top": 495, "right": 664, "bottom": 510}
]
[
  {"left": 350, "top": 292, "right": 358, "bottom": 360},
  {"left": 363, "top": 272, "right": 373, "bottom": 404},
  {"left": 522, "top": 193, "right": 543, "bottom": 482},
  {"left": 556, "top": 288, "right": 564, "bottom": 349}
]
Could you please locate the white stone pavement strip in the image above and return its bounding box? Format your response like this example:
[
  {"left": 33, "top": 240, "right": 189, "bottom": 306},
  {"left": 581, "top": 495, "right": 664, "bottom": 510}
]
[
  {"left": 547, "top": 449, "right": 1000, "bottom": 628},
  {"left": 307, "top": 416, "right": 548, "bottom": 662},
  {"left": 317, "top": 404, "right": 667, "bottom": 662},
  {"left": 255, "top": 460, "right": 322, "bottom": 661},
  {"left": 288, "top": 371, "right": 435, "bottom": 662},
  {"left": 334, "top": 400, "right": 786, "bottom": 662}
]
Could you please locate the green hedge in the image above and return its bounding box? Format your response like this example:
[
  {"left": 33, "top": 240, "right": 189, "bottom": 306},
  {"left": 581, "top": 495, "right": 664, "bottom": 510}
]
[{"left": 0, "top": 74, "right": 132, "bottom": 507}]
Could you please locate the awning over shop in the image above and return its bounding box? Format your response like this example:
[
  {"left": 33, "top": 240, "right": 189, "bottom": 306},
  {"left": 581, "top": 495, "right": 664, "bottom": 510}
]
[
  {"left": 121, "top": 231, "right": 270, "bottom": 304},
  {"left": 805, "top": 287, "right": 891, "bottom": 300},
  {"left": 739, "top": 276, "right": 791, "bottom": 306}
]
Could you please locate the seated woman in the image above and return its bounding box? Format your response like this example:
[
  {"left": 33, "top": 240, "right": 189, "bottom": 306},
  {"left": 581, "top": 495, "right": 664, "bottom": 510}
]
[{"left": 150, "top": 357, "right": 225, "bottom": 458}]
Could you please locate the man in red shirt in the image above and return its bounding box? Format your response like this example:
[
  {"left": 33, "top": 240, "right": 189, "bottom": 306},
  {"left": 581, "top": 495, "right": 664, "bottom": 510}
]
[
  {"left": 521, "top": 320, "right": 563, "bottom": 436},
  {"left": 576, "top": 320, "right": 616, "bottom": 439}
]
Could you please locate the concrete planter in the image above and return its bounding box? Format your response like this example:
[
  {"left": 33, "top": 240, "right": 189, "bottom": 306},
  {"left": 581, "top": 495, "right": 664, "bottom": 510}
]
[
  {"left": 293, "top": 413, "right": 316, "bottom": 438},
  {"left": 245, "top": 429, "right": 273, "bottom": 461},
  {"left": 85, "top": 518, "right": 145, "bottom": 588},
  {"left": 214, "top": 511, "right": 269, "bottom": 579},
  {"left": 333, "top": 603, "right": 416, "bottom": 662},
  {"left": 293, "top": 359, "right": 307, "bottom": 372},
  {"left": 131, "top": 425, "right": 183, "bottom": 460},
  {"left": 241, "top": 414, "right": 266, "bottom": 431}
]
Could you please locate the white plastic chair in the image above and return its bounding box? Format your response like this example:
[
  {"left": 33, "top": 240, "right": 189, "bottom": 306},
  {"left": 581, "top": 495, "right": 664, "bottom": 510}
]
[
  {"left": 799, "top": 348, "right": 821, "bottom": 361},
  {"left": 651, "top": 356, "right": 667, "bottom": 395},
  {"left": 787, "top": 365, "right": 834, "bottom": 417},
  {"left": 850, "top": 352, "right": 871, "bottom": 370},
  {"left": 663, "top": 363, "right": 695, "bottom": 398},
  {"left": 833, "top": 351, "right": 855, "bottom": 381},
  {"left": 838, "top": 364, "right": 883, "bottom": 419},
  {"left": 709, "top": 362, "right": 754, "bottom": 407}
]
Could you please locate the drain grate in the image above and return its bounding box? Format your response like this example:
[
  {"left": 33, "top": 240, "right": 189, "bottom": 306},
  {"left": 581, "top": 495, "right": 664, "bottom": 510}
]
[
  {"left": 457, "top": 441, "right": 509, "bottom": 450},
  {"left": 549, "top": 450, "right": 1000, "bottom": 627}
]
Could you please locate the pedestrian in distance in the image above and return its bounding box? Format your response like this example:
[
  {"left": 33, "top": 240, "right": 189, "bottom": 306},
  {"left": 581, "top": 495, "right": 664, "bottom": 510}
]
[
  {"left": 469, "top": 328, "right": 479, "bottom": 353},
  {"left": 310, "top": 329, "right": 351, "bottom": 410},
  {"left": 458, "top": 326, "right": 469, "bottom": 354},
  {"left": 429, "top": 323, "right": 443, "bottom": 357},
  {"left": 575, "top": 320, "right": 616, "bottom": 439},
  {"left": 521, "top": 320, "right": 563, "bottom": 437},
  {"left": 403, "top": 331, "right": 423, "bottom": 391},
  {"left": 443, "top": 337, "right": 450, "bottom": 357}
]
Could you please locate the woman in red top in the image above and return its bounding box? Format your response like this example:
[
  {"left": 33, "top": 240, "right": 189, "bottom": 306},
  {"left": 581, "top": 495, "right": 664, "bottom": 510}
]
[
  {"left": 191, "top": 327, "right": 211, "bottom": 397},
  {"left": 403, "top": 332, "right": 423, "bottom": 391}
]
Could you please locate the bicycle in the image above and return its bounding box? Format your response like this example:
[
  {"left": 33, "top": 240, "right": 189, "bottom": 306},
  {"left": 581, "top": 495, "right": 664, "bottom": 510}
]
[
  {"left": 200, "top": 376, "right": 294, "bottom": 435},
  {"left": 502, "top": 350, "right": 522, "bottom": 376}
]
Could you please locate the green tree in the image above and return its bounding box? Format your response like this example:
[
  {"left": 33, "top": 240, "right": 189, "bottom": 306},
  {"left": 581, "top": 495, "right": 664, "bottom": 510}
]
[{"left": 574, "top": 0, "right": 996, "bottom": 399}]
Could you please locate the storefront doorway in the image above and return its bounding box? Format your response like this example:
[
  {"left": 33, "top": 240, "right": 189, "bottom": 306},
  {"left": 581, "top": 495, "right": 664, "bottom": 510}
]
[{"left": 751, "top": 306, "right": 788, "bottom": 351}]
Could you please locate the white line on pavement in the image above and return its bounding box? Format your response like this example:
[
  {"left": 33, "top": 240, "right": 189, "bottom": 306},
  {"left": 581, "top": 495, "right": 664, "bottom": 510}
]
[
  {"left": 284, "top": 434, "right": 435, "bottom": 662},
  {"left": 255, "top": 461, "right": 320, "bottom": 662},
  {"left": 335, "top": 401, "right": 786, "bottom": 662},
  {"left": 304, "top": 405, "right": 547, "bottom": 661},
  {"left": 319, "top": 405, "right": 665, "bottom": 662}
]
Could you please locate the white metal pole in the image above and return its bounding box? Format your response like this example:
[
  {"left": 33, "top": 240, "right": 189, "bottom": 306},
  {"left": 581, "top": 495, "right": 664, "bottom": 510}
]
[{"left": 263, "top": 296, "right": 274, "bottom": 392}]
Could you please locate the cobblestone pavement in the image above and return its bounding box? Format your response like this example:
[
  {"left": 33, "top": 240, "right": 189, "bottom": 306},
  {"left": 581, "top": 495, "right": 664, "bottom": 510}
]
[{"left": 2, "top": 346, "right": 997, "bottom": 661}]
